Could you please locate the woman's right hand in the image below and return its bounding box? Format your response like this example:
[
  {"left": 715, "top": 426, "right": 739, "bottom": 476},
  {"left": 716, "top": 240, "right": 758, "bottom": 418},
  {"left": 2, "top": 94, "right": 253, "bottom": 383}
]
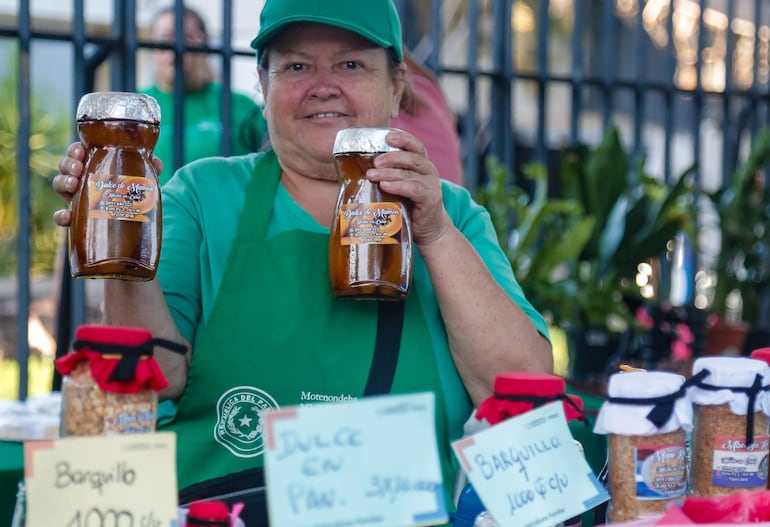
[{"left": 52, "top": 142, "right": 86, "bottom": 227}]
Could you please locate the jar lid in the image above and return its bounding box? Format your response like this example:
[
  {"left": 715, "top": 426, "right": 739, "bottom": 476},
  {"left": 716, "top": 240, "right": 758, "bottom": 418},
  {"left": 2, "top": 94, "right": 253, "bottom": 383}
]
[
  {"left": 476, "top": 372, "right": 585, "bottom": 425},
  {"left": 751, "top": 347, "right": 770, "bottom": 364},
  {"left": 688, "top": 356, "right": 770, "bottom": 414},
  {"left": 333, "top": 127, "right": 402, "bottom": 155},
  {"left": 53, "top": 325, "right": 180, "bottom": 394},
  {"left": 76, "top": 91, "right": 160, "bottom": 124},
  {"left": 493, "top": 372, "right": 566, "bottom": 396},
  {"left": 75, "top": 324, "right": 153, "bottom": 345},
  {"left": 187, "top": 501, "right": 230, "bottom": 524},
  {"left": 594, "top": 371, "right": 693, "bottom": 435},
  {"left": 606, "top": 371, "right": 685, "bottom": 398}
]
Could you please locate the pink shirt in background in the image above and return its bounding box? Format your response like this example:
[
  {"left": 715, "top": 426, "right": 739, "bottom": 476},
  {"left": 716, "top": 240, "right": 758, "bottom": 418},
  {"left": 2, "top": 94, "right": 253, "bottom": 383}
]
[{"left": 391, "top": 75, "right": 465, "bottom": 187}]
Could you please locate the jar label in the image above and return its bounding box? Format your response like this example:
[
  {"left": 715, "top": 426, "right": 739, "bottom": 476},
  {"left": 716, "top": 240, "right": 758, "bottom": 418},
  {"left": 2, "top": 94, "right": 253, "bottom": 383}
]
[
  {"left": 710, "top": 434, "right": 770, "bottom": 487},
  {"left": 337, "top": 202, "right": 403, "bottom": 245},
  {"left": 633, "top": 443, "right": 687, "bottom": 499},
  {"left": 104, "top": 402, "right": 157, "bottom": 434},
  {"left": 86, "top": 175, "right": 157, "bottom": 222}
]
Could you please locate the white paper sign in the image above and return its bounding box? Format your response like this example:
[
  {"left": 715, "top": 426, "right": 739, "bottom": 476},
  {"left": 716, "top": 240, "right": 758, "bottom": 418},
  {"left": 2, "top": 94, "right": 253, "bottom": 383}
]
[
  {"left": 264, "top": 391, "right": 448, "bottom": 527},
  {"left": 452, "top": 402, "right": 608, "bottom": 527},
  {"left": 24, "top": 432, "right": 177, "bottom": 527}
]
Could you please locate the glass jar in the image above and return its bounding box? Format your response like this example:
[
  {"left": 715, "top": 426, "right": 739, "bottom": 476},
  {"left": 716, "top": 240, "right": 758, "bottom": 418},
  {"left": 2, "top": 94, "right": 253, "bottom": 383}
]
[
  {"left": 55, "top": 325, "right": 183, "bottom": 436},
  {"left": 328, "top": 127, "right": 413, "bottom": 300},
  {"left": 70, "top": 91, "right": 162, "bottom": 281},
  {"left": 594, "top": 371, "right": 691, "bottom": 522},
  {"left": 688, "top": 356, "right": 770, "bottom": 496}
]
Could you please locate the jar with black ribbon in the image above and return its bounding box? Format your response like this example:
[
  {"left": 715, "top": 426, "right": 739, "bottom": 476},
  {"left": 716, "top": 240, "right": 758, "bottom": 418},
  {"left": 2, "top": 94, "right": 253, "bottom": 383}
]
[
  {"left": 453, "top": 372, "right": 589, "bottom": 527},
  {"left": 55, "top": 325, "right": 186, "bottom": 436},
  {"left": 687, "top": 356, "right": 770, "bottom": 496},
  {"left": 594, "top": 371, "right": 693, "bottom": 522}
]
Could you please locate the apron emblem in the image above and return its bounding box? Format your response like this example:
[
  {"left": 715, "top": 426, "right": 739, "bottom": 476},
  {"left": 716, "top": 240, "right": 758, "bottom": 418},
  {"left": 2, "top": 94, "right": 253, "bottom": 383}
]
[{"left": 214, "top": 386, "right": 279, "bottom": 458}]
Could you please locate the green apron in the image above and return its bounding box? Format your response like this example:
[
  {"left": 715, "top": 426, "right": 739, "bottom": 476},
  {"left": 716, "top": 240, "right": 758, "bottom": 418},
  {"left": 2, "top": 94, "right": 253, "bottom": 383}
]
[{"left": 165, "top": 151, "right": 456, "bottom": 503}]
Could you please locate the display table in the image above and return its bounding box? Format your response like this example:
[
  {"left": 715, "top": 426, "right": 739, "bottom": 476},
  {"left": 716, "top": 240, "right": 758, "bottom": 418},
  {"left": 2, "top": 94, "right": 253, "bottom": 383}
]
[{"left": 0, "top": 440, "right": 24, "bottom": 526}]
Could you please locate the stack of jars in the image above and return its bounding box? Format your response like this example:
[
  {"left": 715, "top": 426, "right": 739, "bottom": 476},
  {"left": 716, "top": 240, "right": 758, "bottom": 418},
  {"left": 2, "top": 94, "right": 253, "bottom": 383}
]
[{"left": 594, "top": 355, "right": 770, "bottom": 523}]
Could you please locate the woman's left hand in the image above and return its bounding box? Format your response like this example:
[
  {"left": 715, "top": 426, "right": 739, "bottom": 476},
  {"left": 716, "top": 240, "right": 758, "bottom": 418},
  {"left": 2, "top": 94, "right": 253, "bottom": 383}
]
[{"left": 365, "top": 129, "right": 453, "bottom": 247}]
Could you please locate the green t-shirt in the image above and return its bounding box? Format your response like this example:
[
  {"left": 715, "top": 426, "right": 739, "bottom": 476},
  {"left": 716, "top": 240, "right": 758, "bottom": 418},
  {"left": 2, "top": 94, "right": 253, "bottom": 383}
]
[
  {"left": 141, "top": 83, "right": 267, "bottom": 183},
  {"left": 158, "top": 152, "right": 551, "bottom": 442}
]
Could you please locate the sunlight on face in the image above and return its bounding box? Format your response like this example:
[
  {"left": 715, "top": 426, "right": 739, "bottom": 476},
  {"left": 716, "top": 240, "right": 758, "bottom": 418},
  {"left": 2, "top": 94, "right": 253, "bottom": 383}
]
[{"left": 259, "top": 23, "right": 405, "bottom": 179}]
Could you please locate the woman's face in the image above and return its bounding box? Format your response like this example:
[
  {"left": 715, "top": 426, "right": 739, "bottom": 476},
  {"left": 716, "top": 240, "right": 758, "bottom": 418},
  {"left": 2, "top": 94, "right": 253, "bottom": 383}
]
[
  {"left": 259, "top": 23, "right": 406, "bottom": 179},
  {"left": 150, "top": 11, "right": 210, "bottom": 92}
]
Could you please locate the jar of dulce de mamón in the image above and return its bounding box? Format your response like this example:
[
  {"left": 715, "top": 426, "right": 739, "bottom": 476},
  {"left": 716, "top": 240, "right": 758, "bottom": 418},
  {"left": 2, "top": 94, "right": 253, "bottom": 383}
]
[
  {"left": 688, "top": 356, "right": 770, "bottom": 496},
  {"left": 454, "top": 372, "right": 588, "bottom": 527},
  {"left": 594, "top": 371, "right": 692, "bottom": 522},
  {"left": 55, "top": 325, "right": 186, "bottom": 436},
  {"left": 70, "top": 91, "right": 162, "bottom": 281},
  {"left": 328, "top": 127, "right": 413, "bottom": 300}
]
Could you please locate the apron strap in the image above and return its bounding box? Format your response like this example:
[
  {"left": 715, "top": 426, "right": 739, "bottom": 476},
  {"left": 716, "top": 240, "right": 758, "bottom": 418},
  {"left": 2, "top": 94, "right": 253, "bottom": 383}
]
[{"left": 364, "top": 301, "right": 406, "bottom": 395}]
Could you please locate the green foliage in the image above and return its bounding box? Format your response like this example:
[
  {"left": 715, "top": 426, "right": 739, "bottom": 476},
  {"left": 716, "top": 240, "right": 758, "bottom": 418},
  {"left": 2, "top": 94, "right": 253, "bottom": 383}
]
[
  {"left": 707, "top": 128, "right": 770, "bottom": 326},
  {"left": 0, "top": 52, "right": 71, "bottom": 275},
  {"left": 0, "top": 356, "right": 54, "bottom": 400},
  {"left": 478, "top": 126, "right": 698, "bottom": 334}
]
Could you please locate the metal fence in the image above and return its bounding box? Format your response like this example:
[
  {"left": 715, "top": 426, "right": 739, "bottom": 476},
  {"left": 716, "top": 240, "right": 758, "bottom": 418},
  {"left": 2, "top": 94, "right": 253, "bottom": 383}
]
[{"left": 4, "top": 0, "right": 770, "bottom": 399}]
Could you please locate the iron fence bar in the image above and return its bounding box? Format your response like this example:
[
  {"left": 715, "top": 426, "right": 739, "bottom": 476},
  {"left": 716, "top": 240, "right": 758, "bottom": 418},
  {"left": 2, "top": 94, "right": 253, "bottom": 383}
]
[
  {"left": 427, "top": 0, "right": 441, "bottom": 74},
  {"left": 489, "top": 0, "right": 514, "bottom": 174},
  {"left": 172, "top": 0, "right": 187, "bottom": 171},
  {"left": 534, "top": 0, "right": 548, "bottom": 165},
  {"left": 722, "top": 0, "right": 737, "bottom": 181},
  {"left": 569, "top": 0, "right": 585, "bottom": 145},
  {"left": 15, "top": 0, "right": 31, "bottom": 401},
  {"left": 220, "top": 0, "right": 234, "bottom": 156},
  {"left": 632, "top": 1, "right": 646, "bottom": 161},
  {"left": 601, "top": 0, "right": 617, "bottom": 128},
  {"left": 462, "top": 0, "right": 481, "bottom": 192}
]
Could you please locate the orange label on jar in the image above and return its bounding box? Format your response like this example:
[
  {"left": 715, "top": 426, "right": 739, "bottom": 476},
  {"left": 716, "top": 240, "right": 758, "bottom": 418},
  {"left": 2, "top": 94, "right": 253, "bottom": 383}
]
[
  {"left": 338, "top": 202, "right": 403, "bottom": 245},
  {"left": 86, "top": 175, "right": 157, "bottom": 222}
]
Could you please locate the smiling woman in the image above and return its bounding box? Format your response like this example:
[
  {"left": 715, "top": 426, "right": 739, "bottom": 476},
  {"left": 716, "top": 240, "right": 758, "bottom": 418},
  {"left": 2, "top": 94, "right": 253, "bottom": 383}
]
[{"left": 50, "top": 0, "right": 553, "bottom": 524}]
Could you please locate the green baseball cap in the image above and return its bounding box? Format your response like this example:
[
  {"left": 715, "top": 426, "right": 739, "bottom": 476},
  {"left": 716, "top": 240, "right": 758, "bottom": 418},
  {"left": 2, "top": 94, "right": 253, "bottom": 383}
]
[{"left": 250, "top": 0, "right": 404, "bottom": 61}]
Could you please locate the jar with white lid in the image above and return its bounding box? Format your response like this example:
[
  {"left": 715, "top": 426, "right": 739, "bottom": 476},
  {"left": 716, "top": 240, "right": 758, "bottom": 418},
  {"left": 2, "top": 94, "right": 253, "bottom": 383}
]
[
  {"left": 594, "top": 371, "right": 692, "bottom": 522},
  {"left": 688, "top": 356, "right": 770, "bottom": 496}
]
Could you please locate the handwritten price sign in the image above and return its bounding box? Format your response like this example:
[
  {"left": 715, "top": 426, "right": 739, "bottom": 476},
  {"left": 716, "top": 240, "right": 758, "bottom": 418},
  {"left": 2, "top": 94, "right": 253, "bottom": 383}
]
[
  {"left": 263, "top": 392, "right": 448, "bottom": 527},
  {"left": 24, "top": 433, "right": 177, "bottom": 527},
  {"left": 452, "top": 403, "right": 608, "bottom": 527}
]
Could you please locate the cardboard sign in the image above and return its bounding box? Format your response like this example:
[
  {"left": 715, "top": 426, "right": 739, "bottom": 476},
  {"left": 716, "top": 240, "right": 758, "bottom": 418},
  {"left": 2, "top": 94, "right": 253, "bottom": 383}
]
[
  {"left": 24, "top": 432, "right": 177, "bottom": 527},
  {"left": 264, "top": 391, "right": 448, "bottom": 527},
  {"left": 452, "top": 402, "right": 608, "bottom": 527}
]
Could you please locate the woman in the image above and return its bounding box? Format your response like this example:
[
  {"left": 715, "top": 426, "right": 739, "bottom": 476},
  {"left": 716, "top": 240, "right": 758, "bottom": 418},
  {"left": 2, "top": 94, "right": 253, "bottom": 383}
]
[
  {"left": 53, "top": 0, "right": 553, "bottom": 514},
  {"left": 142, "top": 5, "right": 268, "bottom": 177}
]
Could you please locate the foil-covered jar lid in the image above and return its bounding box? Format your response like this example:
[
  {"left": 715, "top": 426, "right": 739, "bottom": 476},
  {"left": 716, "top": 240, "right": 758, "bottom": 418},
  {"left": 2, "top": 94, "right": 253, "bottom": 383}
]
[
  {"left": 76, "top": 91, "right": 161, "bottom": 124},
  {"left": 333, "top": 127, "right": 402, "bottom": 155}
]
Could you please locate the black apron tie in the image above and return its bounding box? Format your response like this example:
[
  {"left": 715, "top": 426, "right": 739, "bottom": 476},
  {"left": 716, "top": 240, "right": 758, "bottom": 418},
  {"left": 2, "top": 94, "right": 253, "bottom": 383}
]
[
  {"left": 492, "top": 392, "right": 591, "bottom": 427},
  {"left": 606, "top": 369, "right": 710, "bottom": 428},
  {"left": 688, "top": 369, "right": 768, "bottom": 446},
  {"left": 73, "top": 337, "right": 187, "bottom": 382}
]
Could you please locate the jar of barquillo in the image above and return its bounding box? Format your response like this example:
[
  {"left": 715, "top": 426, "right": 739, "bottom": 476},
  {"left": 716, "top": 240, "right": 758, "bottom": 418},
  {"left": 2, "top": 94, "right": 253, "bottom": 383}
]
[
  {"left": 594, "top": 371, "right": 692, "bottom": 522},
  {"left": 55, "top": 325, "right": 185, "bottom": 436},
  {"left": 688, "top": 356, "right": 770, "bottom": 496}
]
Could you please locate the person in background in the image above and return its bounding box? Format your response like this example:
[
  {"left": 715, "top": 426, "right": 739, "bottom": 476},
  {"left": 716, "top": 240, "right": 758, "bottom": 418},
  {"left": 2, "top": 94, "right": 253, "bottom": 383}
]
[
  {"left": 143, "top": 5, "right": 268, "bottom": 181},
  {"left": 392, "top": 51, "right": 465, "bottom": 186},
  {"left": 53, "top": 0, "right": 552, "bottom": 522}
]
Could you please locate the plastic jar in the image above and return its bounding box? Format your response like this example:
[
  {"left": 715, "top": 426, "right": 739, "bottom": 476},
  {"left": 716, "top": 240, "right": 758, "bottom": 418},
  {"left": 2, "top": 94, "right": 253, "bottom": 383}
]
[
  {"left": 328, "top": 127, "right": 413, "bottom": 300},
  {"left": 594, "top": 371, "right": 691, "bottom": 522},
  {"left": 688, "top": 356, "right": 770, "bottom": 496},
  {"left": 55, "top": 325, "right": 184, "bottom": 436},
  {"left": 70, "top": 91, "right": 162, "bottom": 281}
]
